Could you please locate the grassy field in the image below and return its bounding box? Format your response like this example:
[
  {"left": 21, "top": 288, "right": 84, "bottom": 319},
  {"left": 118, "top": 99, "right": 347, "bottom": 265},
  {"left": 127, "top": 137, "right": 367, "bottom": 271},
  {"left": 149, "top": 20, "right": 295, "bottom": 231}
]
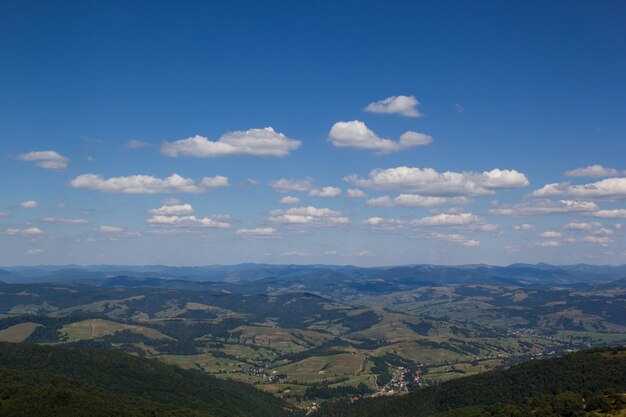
[
  {"left": 61, "top": 318, "right": 171, "bottom": 342},
  {"left": 0, "top": 322, "right": 41, "bottom": 342}
]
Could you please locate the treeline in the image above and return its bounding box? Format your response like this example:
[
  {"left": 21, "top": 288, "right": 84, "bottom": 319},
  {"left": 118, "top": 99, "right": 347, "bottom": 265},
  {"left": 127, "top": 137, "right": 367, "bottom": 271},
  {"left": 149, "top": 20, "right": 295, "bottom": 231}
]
[{"left": 317, "top": 347, "right": 626, "bottom": 417}]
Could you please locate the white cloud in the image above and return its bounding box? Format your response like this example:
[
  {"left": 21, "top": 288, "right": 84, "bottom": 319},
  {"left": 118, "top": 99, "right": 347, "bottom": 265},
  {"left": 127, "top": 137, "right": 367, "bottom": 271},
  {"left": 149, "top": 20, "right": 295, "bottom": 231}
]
[
  {"left": 161, "top": 128, "right": 301, "bottom": 158},
  {"left": 328, "top": 121, "right": 432, "bottom": 153},
  {"left": 148, "top": 204, "right": 195, "bottom": 216},
  {"left": 70, "top": 173, "right": 228, "bottom": 194},
  {"left": 280, "top": 250, "right": 307, "bottom": 257},
  {"left": 532, "top": 178, "right": 626, "bottom": 200},
  {"left": 399, "top": 131, "right": 433, "bottom": 146},
  {"left": 593, "top": 227, "right": 613, "bottom": 236},
  {"left": 268, "top": 206, "right": 349, "bottom": 226},
  {"left": 200, "top": 176, "right": 230, "bottom": 188},
  {"left": 565, "top": 222, "right": 600, "bottom": 230},
  {"left": 27, "top": 248, "right": 44, "bottom": 255},
  {"left": 514, "top": 224, "right": 535, "bottom": 231},
  {"left": 490, "top": 199, "right": 598, "bottom": 216},
  {"left": 367, "top": 194, "right": 467, "bottom": 208},
  {"left": 537, "top": 241, "right": 561, "bottom": 247},
  {"left": 15, "top": 150, "right": 69, "bottom": 170},
  {"left": 271, "top": 178, "right": 341, "bottom": 197},
  {"left": 280, "top": 196, "right": 300, "bottom": 204},
  {"left": 364, "top": 95, "right": 422, "bottom": 117},
  {"left": 347, "top": 189, "right": 367, "bottom": 198},
  {"left": 124, "top": 140, "right": 149, "bottom": 149},
  {"left": 19, "top": 200, "right": 38, "bottom": 209},
  {"left": 41, "top": 217, "right": 89, "bottom": 225},
  {"left": 591, "top": 209, "right": 626, "bottom": 219},
  {"left": 582, "top": 235, "right": 613, "bottom": 246},
  {"left": 2, "top": 227, "right": 44, "bottom": 237},
  {"left": 356, "top": 250, "right": 375, "bottom": 257},
  {"left": 270, "top": 178, "right": 316, "bottom": 193},
  {"left": 346, "top": 167, "right": 528, "bottom": 196},
  {"left": 309, "top": 186, "right": 342, "bottom": 197},
  {"left": 146, "top": 215, "right": 230, "bottom": 228},
  {"left": 97, "top": 225, "right": 123, "bottom": 233},
  {"left": 236, "top": 227, "right": 277, "bottom": 237},
  {"left": 540, "top": 231, "right": 562, "bottom": 238},
  {"left": 0, "top": 212, "right": 9, "bottom": 217},
  {"left": 426, "top": 232, "right": 480, "bottom": 247},
  {"left": 362, "top": 217, "right": 408, "bottom": 231},
  {"left": 411, "top": 212, "right": 479, "bottom": 226},
  {"left": 247, "top": 178, "right": 259, "bottom": 186},
  {"left": 564, "top": 165, "right": 622, "bottom": 178}
]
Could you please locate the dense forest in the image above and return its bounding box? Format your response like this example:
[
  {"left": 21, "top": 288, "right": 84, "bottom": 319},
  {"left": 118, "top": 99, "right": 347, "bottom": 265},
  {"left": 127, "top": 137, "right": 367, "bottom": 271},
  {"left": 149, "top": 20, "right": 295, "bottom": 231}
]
[
  {"left": 319, "top": 347, "right": 626, "bottom": 417},
  {"left": 0, "top": 342, "right": 295, "bottom": 417}
]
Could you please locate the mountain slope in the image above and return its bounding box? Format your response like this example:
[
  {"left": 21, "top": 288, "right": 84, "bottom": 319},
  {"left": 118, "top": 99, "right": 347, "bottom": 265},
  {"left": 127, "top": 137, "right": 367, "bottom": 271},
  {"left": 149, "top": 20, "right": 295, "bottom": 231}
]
[
  {"left": 0, "top": 342, "right": 295, "bottom": 417},
  {"left": 318, "top": 347, "right": 626, "bottom": 417}
]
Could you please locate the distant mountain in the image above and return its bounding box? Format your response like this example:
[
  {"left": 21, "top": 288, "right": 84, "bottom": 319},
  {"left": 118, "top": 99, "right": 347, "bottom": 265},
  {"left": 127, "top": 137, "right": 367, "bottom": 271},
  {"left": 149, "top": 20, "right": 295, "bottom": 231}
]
[
  {"left": 0, "top": 342, "right": 294, "bottom": 417},
  {"left": 1, "top": 263, "right": 625, "bottom": 292}
]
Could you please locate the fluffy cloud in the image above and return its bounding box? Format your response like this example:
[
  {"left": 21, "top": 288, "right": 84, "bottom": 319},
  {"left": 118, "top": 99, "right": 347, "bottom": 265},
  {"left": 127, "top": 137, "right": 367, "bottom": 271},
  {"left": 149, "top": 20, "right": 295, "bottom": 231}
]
[
  {"left": 270, "top": 178, "right": 341, "bottom": 197},
  {"left": 346, "top": 167, "right": 528, "bottom": 196},
  {"left": 412, "top": 212, "right": 479, "bottom": 226},
  {"left": 532, "top": 178, "right": 626, "bottom": 200},
  {"left": 537, "top": 241, "right": 561, "bottom": 247},
  {"left": 591, "top": 209, "right": 626, "bottom": 219},
  {"left": 15, "top": 150, "right": 69, "bottom": 170},
  {"left": 364, "top": 95, "right": 422, "bottom": 117},
  {"left": 564, "top": 165, "right": 622, "bottom": 178},
  {"left": 540, "top": 231, "right": 563, "bottom": 238},
  {"left": 270, "top": 178, "right": 316, "bottom": 193},
  {"left": 367, "top": 194, "right": 468, "bottom": 208},
  {"left": 490, "top": 199, "right": 598, "bottom": 216},
  {"left": 347, "top": 189, "right": 367, "bottom": 198},
  {"left": 514, "top": 224, "right": 535, "bottom": 231},
  {"left": 41, "top": 217, "right": 89, "bottom": 225},
  {"left": 280, "top": 196, "right": 300, "bottom": 204},
  {"left": 565, "top": 222, "right": 601, "bottom": 230},
  {"left": 146, "top": 215, "right": 230, "bottom": 228},
  {"left": 96, "top": 225, "right": 123, "bottom": 233},
  {"left": 236, "top": 227, "right": 277, "bottom": 237},
  {"left": 328, "top": 121, "right": 432, "bottom": 153},
  {"left": 268, "top": 206, "right": 349, "bottom": 226},
  {"left": 95, "top": 225, "right": 141, "bottom": 238},
  {"left": 19, "top": 200, "right": 38, "bottom": 209},
  {"left": 309, "top": 187, "right": 342, "bottom": 197},
  {"left": 200, "top": 176, "right": 230, "bottom": 188},
  {"left": 582, "top": 235, "right": 613, "bottom": 246},
  {"left": 426, "top": 232, "right": 480, "bottom": 247},
  {"left": 362, "top": 217, "right": 408, "bottom": 231},
  {"left": 147, "top": 204, "right": 195, "bottom": 216},
  {"left": 70, "top": 173, "right": 229, "bottom": 194},
  {"left": 161, "top": 128, "right": 301, "bottom": 158}
]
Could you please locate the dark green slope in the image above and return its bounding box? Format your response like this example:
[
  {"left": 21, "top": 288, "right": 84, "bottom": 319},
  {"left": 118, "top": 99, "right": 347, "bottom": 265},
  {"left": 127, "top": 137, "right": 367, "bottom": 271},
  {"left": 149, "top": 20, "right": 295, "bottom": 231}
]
[
  {"left": 319, "top": 347, "right": 626, "bottom": 417},
  {"left": 0, "top": 342, "right": 296, "bottom": 417}
]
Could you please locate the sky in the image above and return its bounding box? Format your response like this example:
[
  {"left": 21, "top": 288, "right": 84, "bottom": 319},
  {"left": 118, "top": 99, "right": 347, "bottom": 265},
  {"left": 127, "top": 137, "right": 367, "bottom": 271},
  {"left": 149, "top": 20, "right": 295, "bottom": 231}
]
[{"left": 1, "top": 0, "right": 626, "bottom": 266}]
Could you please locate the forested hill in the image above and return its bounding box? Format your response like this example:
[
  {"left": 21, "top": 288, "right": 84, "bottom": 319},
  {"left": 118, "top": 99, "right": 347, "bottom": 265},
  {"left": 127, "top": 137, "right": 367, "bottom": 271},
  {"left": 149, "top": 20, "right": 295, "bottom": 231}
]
[
  {"left": 319, "top": 347, "right": 626, "bottom": 417},
  {"left": 0, "top": 342, "right": 296, "bottom": 417}
]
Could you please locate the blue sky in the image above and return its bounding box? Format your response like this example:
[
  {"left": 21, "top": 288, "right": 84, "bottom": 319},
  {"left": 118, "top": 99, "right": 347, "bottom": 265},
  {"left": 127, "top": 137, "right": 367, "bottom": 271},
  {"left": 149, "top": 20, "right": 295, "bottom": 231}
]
[{"left": 1, "top": 1, "right": 626, "bottom": 266}]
